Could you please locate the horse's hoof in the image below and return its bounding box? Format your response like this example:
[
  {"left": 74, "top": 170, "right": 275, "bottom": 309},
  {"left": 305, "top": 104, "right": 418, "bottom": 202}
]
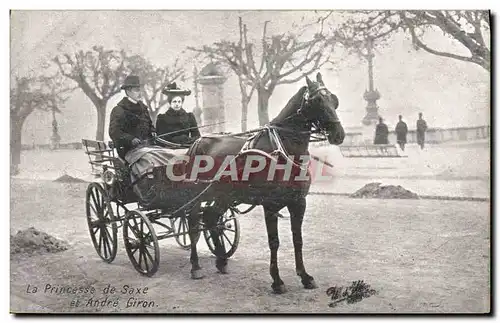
[
  {"left": 272, "top": 284, "right": 287, "bottom": 294},
  {"left": 216, "top": 265, "right": 228, "bottom": 274},
  {"left": 191, "top": 270, "right": 205, "bottom": 280},
  {"left": 303, "top": 279, "right": 318, "bottom": 289}
]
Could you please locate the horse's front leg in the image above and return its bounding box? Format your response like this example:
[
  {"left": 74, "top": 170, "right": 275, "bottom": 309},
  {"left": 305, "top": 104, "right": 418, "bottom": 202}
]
[
  {"left": 263, "top": 205, "right": 286, "bottom": 294},
  {"left": 287, "top": 197, "right": 317, "bottom": 289},
  {"left": 204, "top": 205, "right": 229, "bottom": 274},
  {"left": 188, "top": 203, "right": 204, "bottom": 279}
]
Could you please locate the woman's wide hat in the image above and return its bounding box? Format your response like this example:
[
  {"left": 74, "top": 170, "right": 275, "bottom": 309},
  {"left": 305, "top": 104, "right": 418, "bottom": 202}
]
[
  {"left": 121, "top": 75, "right": 142, "bottom": 90},
  {"left": 162, "top": 82, "right": 192, "bottom": 97}
]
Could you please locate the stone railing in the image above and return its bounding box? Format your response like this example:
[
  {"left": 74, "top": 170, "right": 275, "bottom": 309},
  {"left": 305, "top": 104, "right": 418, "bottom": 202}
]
[{"left": 316, "top": 125, "right": 490, "bottom": 146}]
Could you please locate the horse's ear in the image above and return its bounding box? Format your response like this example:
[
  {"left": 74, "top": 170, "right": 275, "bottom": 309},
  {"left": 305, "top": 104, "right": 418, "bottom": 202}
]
[
  {"left": 316, "top": 72, "right": 324, "bottom": 85},
  {"left": 305, "top": 75, "right": 314, "bottom": 88}
]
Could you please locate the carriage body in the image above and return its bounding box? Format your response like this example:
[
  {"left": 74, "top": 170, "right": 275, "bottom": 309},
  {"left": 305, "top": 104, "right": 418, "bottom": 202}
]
[{"left": 81, "top": 138, "right": 240, "bottom": 277}]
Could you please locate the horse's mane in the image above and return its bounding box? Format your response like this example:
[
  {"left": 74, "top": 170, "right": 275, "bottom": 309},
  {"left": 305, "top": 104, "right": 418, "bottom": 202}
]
[{"left": 270, "top": 86, "right": 308, "bottom": 124}]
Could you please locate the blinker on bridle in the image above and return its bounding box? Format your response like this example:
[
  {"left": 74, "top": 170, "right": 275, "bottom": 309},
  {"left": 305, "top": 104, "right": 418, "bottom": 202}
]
[{"left": 296, "top": 86, "right": 341, "bottom": 125}]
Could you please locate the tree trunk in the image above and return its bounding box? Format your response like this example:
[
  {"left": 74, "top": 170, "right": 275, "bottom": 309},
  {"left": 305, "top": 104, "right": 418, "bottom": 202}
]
[
  {"left": 95, "top": 102, "right": 107, "bottom": 141},
  {"left": 149, "top": 109, "right": 159, "bottom": 126},
  {"left": 241, "top": 99, "right": 249, "bottom": 132},
  {"left": 257, "top": 88, "right": 270, "bottom": 126},
  {"left": 10, "top": 116, "right": 25, "bottom": 175}
]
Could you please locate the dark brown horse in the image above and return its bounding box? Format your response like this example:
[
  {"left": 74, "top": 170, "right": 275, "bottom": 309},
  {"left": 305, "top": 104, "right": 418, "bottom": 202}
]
[{"left": 186, "top": 72, "right": 345, "bottom": 293}]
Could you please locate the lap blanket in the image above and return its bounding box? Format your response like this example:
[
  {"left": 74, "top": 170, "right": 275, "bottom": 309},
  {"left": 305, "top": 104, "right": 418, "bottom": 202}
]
[
  {"left": 124, "top": 146, "right": 191, "bottom": 210},
  {"left": 124, "top": 145, "right": 188, "bottom": 180}
]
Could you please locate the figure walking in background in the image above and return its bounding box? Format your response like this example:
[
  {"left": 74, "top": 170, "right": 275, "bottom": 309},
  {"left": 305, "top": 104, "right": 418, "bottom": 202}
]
[
  {"left": 156, "top": 82, "right": 201, "bottom": 146},
  {"left": 395, "top": 115, "right": 408, "bottom": 151},
  {"left": 416, "top": 112, "right": 428, "bottom": 150},
  {"left": 374, "top": 117, "right": 389, "bottom": 145}
]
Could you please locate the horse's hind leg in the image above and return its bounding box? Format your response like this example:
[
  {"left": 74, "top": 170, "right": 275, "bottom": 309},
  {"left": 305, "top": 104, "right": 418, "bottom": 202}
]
[
  {"left": 287, "top": 197, "right": 318, "bottom": 289},
  {"left": 263, "top": 205, "right": 286, "bottom": 294},
  {"left": 188, "top": 204, "right": 204, "bottom": 279}
]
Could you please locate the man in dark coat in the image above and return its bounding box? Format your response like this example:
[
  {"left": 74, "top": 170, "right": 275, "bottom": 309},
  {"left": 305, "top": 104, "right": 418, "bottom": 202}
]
[
  {"left": 374, "top": 117, "right": 389, "bottom": 145},
  {"left": 109, "top": 75, "right": 156, "bottom": 159},
  {"left": 156, "top": 82, "right": 201, "bottom": 146},
  {"left": 416, "top": 112, "right": 428, "bottom": 150},
  {"left": 395, "top": 115, "right": 408, "bottom": 151}
]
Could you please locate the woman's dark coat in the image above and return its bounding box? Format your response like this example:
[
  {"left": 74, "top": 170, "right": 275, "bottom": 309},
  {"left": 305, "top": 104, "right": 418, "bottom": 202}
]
[
  {"left": 109, "top": 97, "right": 155, "bottom": 158},
  {"left": 374, "top": 122, "right": 389, "bottom": 145},
  {"left": 156, "top": 108, "right": 201, "bottom": 145},
  {"left": 395, "top": 121, "right": 408, "bottom": 143}
]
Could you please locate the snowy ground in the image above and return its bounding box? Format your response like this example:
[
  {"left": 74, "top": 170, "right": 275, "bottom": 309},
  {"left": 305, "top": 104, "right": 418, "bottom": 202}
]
[{"left": 10, "top": 180, "right": 490, "bottom": 313}]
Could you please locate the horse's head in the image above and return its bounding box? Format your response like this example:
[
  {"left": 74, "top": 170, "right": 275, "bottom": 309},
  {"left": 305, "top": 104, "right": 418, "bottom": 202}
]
[{"left": 301, "top": 72, "right": 345, "bottom": 145}]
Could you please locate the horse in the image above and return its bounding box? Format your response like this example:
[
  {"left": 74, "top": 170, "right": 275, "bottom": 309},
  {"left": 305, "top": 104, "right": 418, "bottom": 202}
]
[{"left": 185, "top": 72, "right": 345, "bottom": 294}]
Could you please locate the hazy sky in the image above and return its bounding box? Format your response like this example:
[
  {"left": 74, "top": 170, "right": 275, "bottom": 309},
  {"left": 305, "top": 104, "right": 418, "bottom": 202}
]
[{"left": 10, "top": 10, "right": 490, "bottom": 145}]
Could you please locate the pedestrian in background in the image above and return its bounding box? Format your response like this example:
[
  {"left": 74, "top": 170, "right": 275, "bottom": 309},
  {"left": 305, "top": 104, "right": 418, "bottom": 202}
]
[
  {"left": 395, "top": 115, "right": 408, "bottom": 151},
  {"left": 374, "top": 117, "right": 389, "bottom": 145},
  {"left": 416, "top": 112, "right": 428, "bottom": 150}
]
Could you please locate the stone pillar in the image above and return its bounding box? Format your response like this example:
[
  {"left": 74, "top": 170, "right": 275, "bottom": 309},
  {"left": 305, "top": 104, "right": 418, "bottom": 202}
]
[{"left": 197, "top": 63, "right": 227, "bottom": 134}]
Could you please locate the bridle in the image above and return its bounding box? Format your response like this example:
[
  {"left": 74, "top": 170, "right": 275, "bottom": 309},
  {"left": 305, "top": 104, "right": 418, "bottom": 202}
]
[{"left": 268, "top": 85, "right": 341, "bottom": 137}]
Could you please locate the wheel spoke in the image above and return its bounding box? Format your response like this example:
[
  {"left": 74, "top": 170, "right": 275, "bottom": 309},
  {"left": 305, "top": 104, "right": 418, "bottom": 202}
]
[
  {"left": 221, "top": 231, "right": 233, "bottom": 248},
  {"left": 132, "top": 217, "right": 141, "bottom": 238},
  {"left": 102, "top": 232, "right": 109, "bottom": 258},
  {"left": 138, "top": 247, "right": 143, "bottom": 268},
  {"left": 98, "top": 229, "right": 103, "bottom": 252},
  {"left": 143, "top": 245, "right": 155, "bottom": 263},
  {"left": 219, "top": 233, "right": 226, "bottom": 252},
  {"left": 129, "top": 219, "right": 141, "bottom": 240},
  {"left": 144, "top": 247, "right": 154, "bottom": 267},
  {"left": 89, "top": 203, "right": 98, "bottom": 217},
  {"left": 181, "top": 220, "right": 188, "bottom": 245},
  {"left": 223, "top": 227, "right": 236, "bottom": 233},
  {"left": 142, "top": 248, "right": 150, "bottom": 272},
  {"left": 91, "top": 190, "right": 101, "bottom": 213},
  {"left": 103, "top": 227, "right": 113, "bottom": 255}
]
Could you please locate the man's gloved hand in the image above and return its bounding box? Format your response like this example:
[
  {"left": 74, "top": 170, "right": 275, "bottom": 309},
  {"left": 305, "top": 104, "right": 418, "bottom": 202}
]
[
  {"left": 152, "top": 132, "right": 157, "bottom": 138},
  {"left": 131, "top": 138, "right": 142, "bottom": 147}
]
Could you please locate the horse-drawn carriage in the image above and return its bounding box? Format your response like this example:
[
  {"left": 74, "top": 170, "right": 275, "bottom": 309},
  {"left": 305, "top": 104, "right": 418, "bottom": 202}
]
[
  {"left": 82, "top": 73, "right": 346, "bottom": 294},
  {"left": 82, "top": 138, "right": 240, "bottom": 277}
]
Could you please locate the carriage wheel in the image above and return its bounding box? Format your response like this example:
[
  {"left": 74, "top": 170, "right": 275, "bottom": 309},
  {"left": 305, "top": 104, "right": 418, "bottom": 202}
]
[
  {"left": 123, "top": 210, "right": 160, "bottom": 277},
  {"left": 86, "top": 183, "right": 118, "bottom": 263},
  {"left": 203, "top": 208, "right": 240, "bottom": 259},
  {"left": 171, "top": 215, "right": 199, "bottom": 250}
]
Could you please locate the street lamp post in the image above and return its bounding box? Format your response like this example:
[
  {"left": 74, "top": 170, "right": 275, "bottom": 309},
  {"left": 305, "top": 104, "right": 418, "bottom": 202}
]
[
  {"left": 192, "top": 65, "right": 202, "bottom": 126},
  {"left": 361, "top": 37, "right": 381, "bottom": 144},
  {"left": 50, "top": 109, "right": 61, "bottom": 150}
]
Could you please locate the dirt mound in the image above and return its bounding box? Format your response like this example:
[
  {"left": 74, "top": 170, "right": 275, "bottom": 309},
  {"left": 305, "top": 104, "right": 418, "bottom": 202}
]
[
  {"left": 11, "top": 227, "right": 70, "bottom": 256},
  {"left": 351, "top": 182, "right": 419, "bottom": 199},
  {"left": 54, "top": 174, "right": 87, "bottom": 183}
]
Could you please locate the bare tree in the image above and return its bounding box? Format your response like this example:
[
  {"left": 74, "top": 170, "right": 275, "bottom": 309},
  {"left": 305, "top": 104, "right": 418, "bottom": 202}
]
[
  {"left": 401, "top": 10, "right": 490, "bottom": 72},
  {"left": 189, "top": 16, "right": 336, "bottom": 126},
  {"left": 334, "top": 10, "right": 490, "bottom": 72},
  {"left": 53, "top": 46, "right": 130, "bottom": 140},
  {"left": 127, "top": 55, "right": 186, "bottom": 124},
  {"left": 10, "top": 74, "right": 74, "bottom": 174}
]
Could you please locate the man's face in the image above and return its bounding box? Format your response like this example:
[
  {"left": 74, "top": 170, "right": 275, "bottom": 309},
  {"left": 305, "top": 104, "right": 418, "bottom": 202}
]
[
  {"left": 127, "top": 87, "right": 142, "bottom": 101},
  {"left": 171, "top": 96, "right": 183, "bottom": 110}
]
